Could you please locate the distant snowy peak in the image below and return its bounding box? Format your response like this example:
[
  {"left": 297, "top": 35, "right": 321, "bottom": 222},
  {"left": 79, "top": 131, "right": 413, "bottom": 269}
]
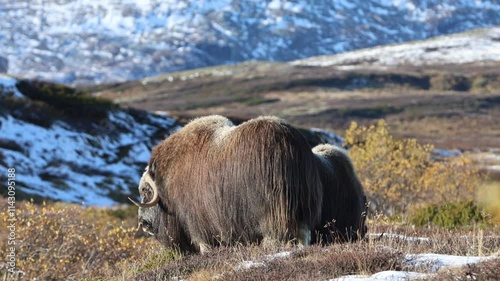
[
  {"left": 1, "top": 0, "right": 499, "bottom": 85},
  {"left": 293, "top": 27, "right": 500, "bottom": 68}
]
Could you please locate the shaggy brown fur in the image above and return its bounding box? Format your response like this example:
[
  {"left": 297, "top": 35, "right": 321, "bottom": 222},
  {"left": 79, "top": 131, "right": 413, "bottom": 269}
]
[
  {"left": 312, "top": 144, "right": 368, "bottom": 243},
  {"left": 147, "top": 115, "right": 324, "bottom": 252}
]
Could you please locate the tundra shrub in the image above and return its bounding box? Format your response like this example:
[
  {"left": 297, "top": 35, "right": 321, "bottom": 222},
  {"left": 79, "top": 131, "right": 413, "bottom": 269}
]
[
  {"left": 344, "top": 120, "right": 481, "bottom": 215},
  {"left": 0, "top": 200, "right": 163, "bottom": 280},
  {"left": 477, "top": 182, "right": 500, "bottom": 224},
  {"left": 410, "top": 201, "right": 487, "bottom": 229},
  {"left": 16, "top": 80, "right": 115, "bottom": 121}
]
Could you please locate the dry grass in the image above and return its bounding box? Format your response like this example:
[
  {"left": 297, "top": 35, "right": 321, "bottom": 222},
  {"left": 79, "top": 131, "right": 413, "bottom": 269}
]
[
  {"left": 1, "top": 198, "right": 499, "bottom": 280},
  {"left": 135, "top": 218, "right": 500, "bottom": 281},
  {"left": 429, "top": 258, "right": 500, "bottom": 281},
  {"left": 0, "top": 198, "right": 172, "bottom": 280}
]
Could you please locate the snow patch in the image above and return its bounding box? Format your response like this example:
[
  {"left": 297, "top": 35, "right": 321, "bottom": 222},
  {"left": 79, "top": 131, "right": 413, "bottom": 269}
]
[
  {"left": 236, "top": 250, "right": 292, "bottom": 270},
  {"left": 332, "top": 253, "right": 498, "bottom": 280},
  {"left": 405, "top": 253, "right": 497, "bottom": 272},
  {"left": 0, "top": 74, "right": 24, "bottom": 98},
  {"left": 332, "top": 271, "right": 428, "bottom": 281},
  {"left": 310, "top": 128, "right": 344, "bottom": 147},
  {"left": 367, "top": 233, "right": 431, "bottom": 243},
  {"left": 294, "top": 27, "right": 500, "bottom": 67}
]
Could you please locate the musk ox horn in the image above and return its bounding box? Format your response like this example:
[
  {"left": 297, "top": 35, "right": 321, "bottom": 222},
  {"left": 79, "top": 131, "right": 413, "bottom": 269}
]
[{"left": 128, "top": 184, "right": 160, "bottom": 208}]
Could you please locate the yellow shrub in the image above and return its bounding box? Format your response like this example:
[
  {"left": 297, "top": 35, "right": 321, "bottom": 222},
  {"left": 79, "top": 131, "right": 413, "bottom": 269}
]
[
  {"left": 477, "top": 182, "right": 500, "bottom": 224},
  {"left": 345, "top": 120, "right": 481, "bottom": 215}
]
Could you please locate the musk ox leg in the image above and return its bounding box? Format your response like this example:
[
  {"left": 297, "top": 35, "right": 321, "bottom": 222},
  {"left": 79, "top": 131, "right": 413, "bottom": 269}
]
[{"left": 297, "top": 224, "right": 311, "bottom": 247}]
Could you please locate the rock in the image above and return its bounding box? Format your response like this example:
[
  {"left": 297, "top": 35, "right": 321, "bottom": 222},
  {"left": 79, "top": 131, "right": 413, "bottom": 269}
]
[{"left": 0, "top": 56, "right": 8, "bottom": 73}]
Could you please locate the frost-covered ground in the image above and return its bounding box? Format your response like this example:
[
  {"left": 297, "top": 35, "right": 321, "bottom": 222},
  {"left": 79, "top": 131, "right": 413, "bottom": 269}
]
[
  {"left": 0, "top": 0, "right": 498, "bottom": 85},
  {"left": 333, "top": 253, "right": 497, "bottom": 280}
]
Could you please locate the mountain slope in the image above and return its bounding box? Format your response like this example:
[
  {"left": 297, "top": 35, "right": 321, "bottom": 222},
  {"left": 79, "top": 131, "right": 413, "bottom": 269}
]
[
  {"left": 89, "top": 28, "right": 500, "bottom": 152},
  {"left": 1, "top": 0, "right": 499, "bottom": 85}
]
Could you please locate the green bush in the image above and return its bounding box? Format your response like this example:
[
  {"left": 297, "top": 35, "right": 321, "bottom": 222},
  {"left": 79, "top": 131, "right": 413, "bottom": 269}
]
[
  {"left": 0, "top": 96, "right": 60, "bottom": 127},
  {"left": 430, "top": 74, "right": 470, "bottom": 91},
  {"left": 410, "top": 201, "right": 487, "bottom": 229},
  {"left": 16, "top": 80, "right": 116, "bottom": 121}
]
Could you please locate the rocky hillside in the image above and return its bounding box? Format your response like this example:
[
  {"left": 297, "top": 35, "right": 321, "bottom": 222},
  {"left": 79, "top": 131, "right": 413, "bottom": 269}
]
[
  {"left": 0, "top": 75, "right": 182, "bottom": 205},
  {"left": 1, "top": 0, "right": 499, "bottom": 85}
]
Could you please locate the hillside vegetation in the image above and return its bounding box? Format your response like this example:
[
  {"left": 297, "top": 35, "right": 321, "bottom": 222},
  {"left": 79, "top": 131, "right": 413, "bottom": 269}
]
[
  {"left": 88, "top": 60, "right": 500, "bottom": 151},
  {"left": 1, "top": 121, "right": 499, "bottom": 280}
]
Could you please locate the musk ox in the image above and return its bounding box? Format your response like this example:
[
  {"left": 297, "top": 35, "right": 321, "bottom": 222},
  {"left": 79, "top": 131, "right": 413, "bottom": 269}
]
[
  {"left": 312, "top": 144, "right": 368, "bottom": 243},
  {"left": 130, "top": 115, "right": 324, "bottom": 253}
]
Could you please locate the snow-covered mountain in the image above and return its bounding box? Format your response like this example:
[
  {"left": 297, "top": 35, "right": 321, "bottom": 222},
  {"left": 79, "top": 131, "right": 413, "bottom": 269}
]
[
  {"left": 293, "top": 27, "right": 500, "bottom": 68},
  {"left": 1, "top": 0, "right": 499, "bottom": 85}
]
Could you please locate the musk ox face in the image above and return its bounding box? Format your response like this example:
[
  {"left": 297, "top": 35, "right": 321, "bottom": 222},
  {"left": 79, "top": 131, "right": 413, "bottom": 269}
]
[
  {"left": 138, "top": 204, "right": 161, "bottom": 235},
  {"left": 129, "top": 166, "right": 161, "bottom": 235},
  {"left": 129, "top": 166, "right": 195, "bottom": 252}
]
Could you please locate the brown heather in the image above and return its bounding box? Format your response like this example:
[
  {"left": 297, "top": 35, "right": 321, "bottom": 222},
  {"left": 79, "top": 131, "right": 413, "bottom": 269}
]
[
  {"left": 0, "top": 199, "right": 169, "bottom": 280},
  {"left": 0, "top": 199, "right": 499, "bottom": 280}
]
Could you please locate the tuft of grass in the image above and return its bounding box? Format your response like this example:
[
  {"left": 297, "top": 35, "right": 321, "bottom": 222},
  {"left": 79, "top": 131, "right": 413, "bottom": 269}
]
[{"left": 138, "top": 248, "right": 182, "bottom": 273}]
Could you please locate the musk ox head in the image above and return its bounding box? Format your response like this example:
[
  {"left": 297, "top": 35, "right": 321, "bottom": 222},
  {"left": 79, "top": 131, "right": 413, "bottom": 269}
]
[
  {"left": 128, "top": 165, "right": 161, "bottom": 235},
  {"left": 129, "top": 165, "right": 196, "bottom": 252}
]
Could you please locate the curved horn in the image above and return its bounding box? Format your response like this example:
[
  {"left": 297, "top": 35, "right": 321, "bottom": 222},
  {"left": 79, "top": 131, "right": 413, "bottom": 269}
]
[{"left": 128, "top": 184, "right": 159, "bottom": 208}]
